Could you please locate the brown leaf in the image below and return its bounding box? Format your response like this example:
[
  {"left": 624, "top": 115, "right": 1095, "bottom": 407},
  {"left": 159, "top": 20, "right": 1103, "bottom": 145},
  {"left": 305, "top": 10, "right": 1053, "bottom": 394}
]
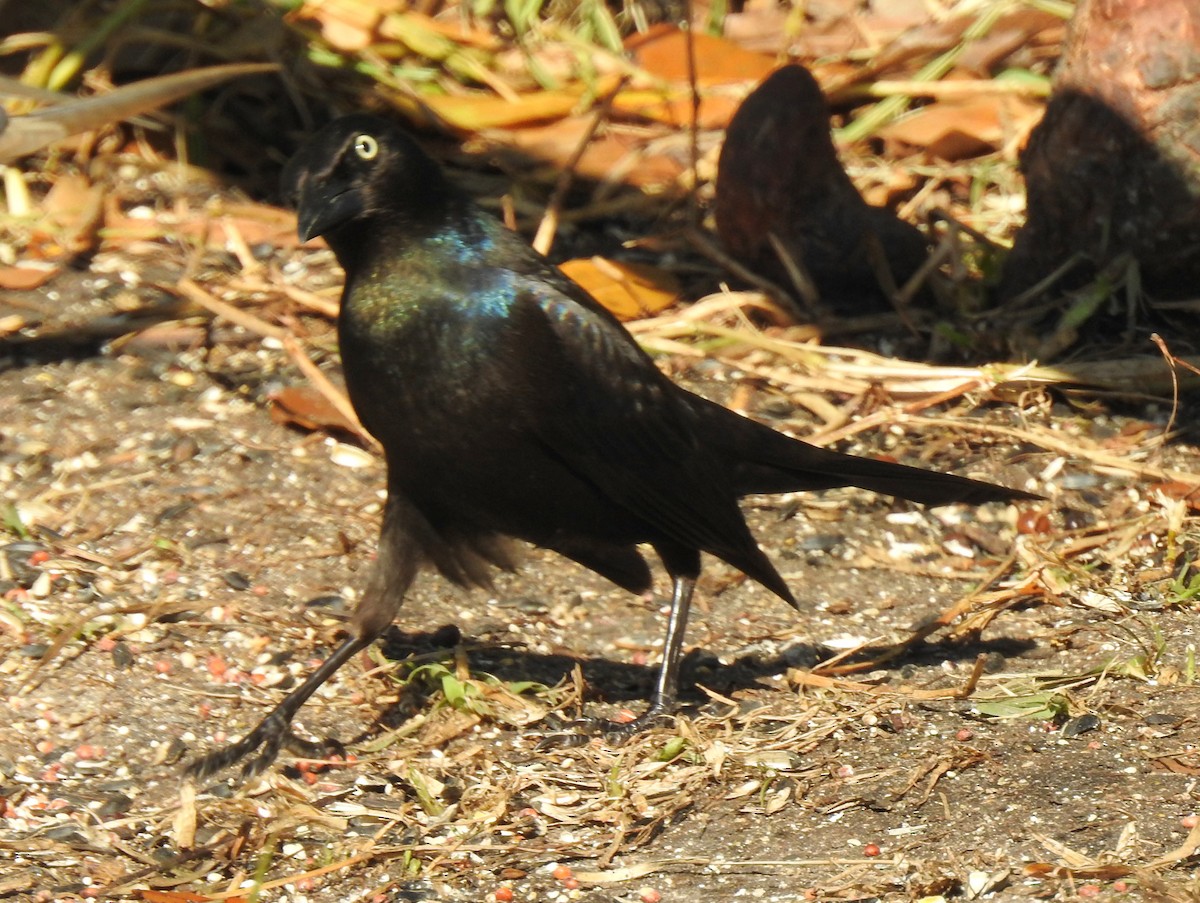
[
  {"left": 269, "top": 385, "right": 361, "bottom": 436},
  {"left": 559, "top": 257, "right": 680, "bottom": 320},
  {"left": 625, "top": 24, "right": 777, "bottom": 84},
  {"left": 610, "top": 87, "right": 743, "bottom": 130},
  {"left": 423, "top": 75, "right": 623, "bottom": 131},
  {"left": 877, "top": 95, "right": 1043, "bottom": 160},
  {"left": 1150, "top": 754, "right": 1200, "bottom": 775},
  {"left": 0, "top": 263, "right": 59, "bottom": 290},
  {"left": 491, "top": 118, "right": 684, "bottom": 189}
]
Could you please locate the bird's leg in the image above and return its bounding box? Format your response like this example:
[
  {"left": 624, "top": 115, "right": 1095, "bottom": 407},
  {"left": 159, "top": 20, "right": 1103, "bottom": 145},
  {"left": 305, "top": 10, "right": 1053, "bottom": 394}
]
[
  {"left": 633, "top": 573, "right": 696, "bottom": 727},
  {"left": 186, "top": 497, "right": 422, "bottom": 781},
  {"left": 543, "top": 575, "right": 696, "bottom": 746},
  {"left": 185, "top": 633, "right": 373, "bottom": 781}
]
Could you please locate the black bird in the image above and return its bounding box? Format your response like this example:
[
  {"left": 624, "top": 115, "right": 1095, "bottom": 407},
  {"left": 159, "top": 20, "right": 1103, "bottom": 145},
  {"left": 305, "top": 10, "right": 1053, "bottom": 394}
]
[{"left": 188, "top": 114, "right": 1037, "bottom": 780}]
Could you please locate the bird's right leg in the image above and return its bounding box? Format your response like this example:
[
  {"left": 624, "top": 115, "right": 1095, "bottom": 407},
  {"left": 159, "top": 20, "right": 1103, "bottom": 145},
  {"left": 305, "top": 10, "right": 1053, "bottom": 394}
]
[
  {"left": 185, "top": 498, "right": 421, "bottom": 782},
  {"left": 185, "top": 634, "right": 375, "bottom": 781}
]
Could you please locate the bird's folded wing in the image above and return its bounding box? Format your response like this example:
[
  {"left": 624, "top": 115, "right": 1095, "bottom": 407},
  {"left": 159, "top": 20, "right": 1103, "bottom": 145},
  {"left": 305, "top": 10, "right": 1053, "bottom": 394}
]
[{"left": 507, "top": 275, "right": 755, "bottom": 559}]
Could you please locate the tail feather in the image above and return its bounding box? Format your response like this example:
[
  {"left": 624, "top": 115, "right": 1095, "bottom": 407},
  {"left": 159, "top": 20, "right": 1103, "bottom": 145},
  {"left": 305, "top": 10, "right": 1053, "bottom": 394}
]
[{"left": 693, "top": 397, "right": 1038, "bottom": 506}]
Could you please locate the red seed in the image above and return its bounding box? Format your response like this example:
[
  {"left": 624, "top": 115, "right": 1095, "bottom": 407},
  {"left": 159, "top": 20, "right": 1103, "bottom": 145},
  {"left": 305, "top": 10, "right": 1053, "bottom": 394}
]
[
  {"left": 494, "top": 888, "right": 514, "bottom": 902},
  {"left": 613, "top": 709, "right": 638, "bottom": 724},
  {"left": 206, "top": 655, "right": 227, "bottom": 678},
  {"left": 639, "top": 887, "right": 662, "bottom": 903},
  {"left": 1181, "top": 814, "right": 1199, "bottom": 828},
  {"left": 302, "top": 770, "right": 319, "bottom": 785},
  {"left": 864, "top": 843, "right": 881, "bottom": 857},
  {"left": 75, "top": 744, "right": 102, "bottom": 760},
  {"left": 552, "top": 865, "right": 573, "bottom": 881},
  {"left": 1017, "top": 509, "right": 1052, "bottom": 535},
  {"left": 1078, "top": 884, "right": 1100, "bottom": 897},
  {"left": 955, "top": 728, "right": 974, "bottom": 742},
  {"left": 153, "top": 660, "right": 171, "bottom": 674},
  {"left": 27, "top": 550, "right": 50, "bottom": 566},
  {"left": 1113, "top": 880, "right": 1129, "bottom": 892}
]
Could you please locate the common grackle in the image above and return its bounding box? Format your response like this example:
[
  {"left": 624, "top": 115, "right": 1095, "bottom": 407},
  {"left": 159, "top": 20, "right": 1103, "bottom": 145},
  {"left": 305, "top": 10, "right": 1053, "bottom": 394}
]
[{"left": 187, "top": 115, "right": 1038, "bottom": 780}]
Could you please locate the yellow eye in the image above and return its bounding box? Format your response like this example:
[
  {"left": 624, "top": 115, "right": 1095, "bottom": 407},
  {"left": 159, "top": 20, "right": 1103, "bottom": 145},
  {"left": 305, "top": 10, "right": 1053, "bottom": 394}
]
[{"left": 353, "top": 134, "right": 379, "bottom": 160}]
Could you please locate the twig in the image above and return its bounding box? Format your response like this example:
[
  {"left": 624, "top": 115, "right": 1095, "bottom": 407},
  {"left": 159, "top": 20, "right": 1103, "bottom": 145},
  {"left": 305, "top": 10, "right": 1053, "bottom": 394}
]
[
  {"left": 281, "top": 335, "right": 379, "bottom": 451},
  {"left": 685, "top": 228, "right": 810, "bottom": 322},
  {"left": 172, "top": 277, "right": 287, "bottom": 340},
  {"left": 531, "top": 76, "right": 627, "bottom": 256}
]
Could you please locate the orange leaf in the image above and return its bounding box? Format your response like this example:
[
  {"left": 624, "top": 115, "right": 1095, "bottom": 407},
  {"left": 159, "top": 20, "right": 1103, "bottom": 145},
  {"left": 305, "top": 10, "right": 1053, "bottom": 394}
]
[
  {"left": 138, "top": 891, "right": 247, "bottom": 903},
  {"left": 492, "top": 118, "right": 684, "bottom": 189},
  {"left": 423, "top": 75, "right": 623, "bottom": 131},
  {"left": 877, "top": 95, "right": 1043, "bottom": 160},
  {"left": 269, "top": 386, "right": 361, "bottom": 436},
  {"left": 610, "top": 86, "right": 743, "bottom": 130},
  {"left": 559, "top": 257, "right": 680, "bottom": 320},
  {"left": 291, "top": 0, "right": 403, "bottom": 51},
  {"left": 625, "top": 25, "right": 777, "bottom": 84},
  {"left": 0, "top": 263, "right": 59, "bottom": 290}
]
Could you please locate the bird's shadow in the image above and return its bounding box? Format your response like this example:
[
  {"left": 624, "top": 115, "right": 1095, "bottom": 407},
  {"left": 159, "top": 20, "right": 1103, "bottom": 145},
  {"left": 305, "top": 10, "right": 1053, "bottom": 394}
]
[{"left": 350, "top": 624, "right": 1038, "bottom": 739}]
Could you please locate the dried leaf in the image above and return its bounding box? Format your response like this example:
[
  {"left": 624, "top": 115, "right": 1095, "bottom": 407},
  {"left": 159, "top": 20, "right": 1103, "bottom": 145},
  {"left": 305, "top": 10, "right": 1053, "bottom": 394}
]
[
  {"left": 625, "top": 25, "right": 777, "bottom": 84},
  {"left": 423, "top": 75, "right": 622, "bottom": 131},
  {"left": 269, "top": 386, "right": 361, "bottom": 436},
  {"left": 877, "top": 95, "right": 1043, "bottom": 160},
  {"left": 0, "top": 263, "right": 59, "bottom": 290},
  {"left": 493, "top": 118, "right": 684, "bottom": 189},
  {"left": 0, "top": 63, "right": 278, "bottom": 163},
  {"left": 559, "top": 257, "right": 680, "bottom": 320}
]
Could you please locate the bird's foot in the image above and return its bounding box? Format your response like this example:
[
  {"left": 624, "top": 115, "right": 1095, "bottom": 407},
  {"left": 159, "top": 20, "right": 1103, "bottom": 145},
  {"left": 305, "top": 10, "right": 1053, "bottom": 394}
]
[
  {"left": 538, "top": 704, "right": 676, "bottom": 749},
  {"left": 185, "top": 711, "right": 344, "bottom": 783}
]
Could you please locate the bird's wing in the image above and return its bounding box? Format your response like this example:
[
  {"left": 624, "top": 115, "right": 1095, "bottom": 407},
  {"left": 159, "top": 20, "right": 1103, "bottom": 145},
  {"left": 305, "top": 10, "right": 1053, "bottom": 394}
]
[{"left": 503, "top": 272, "right": 755, "bottom": 561}]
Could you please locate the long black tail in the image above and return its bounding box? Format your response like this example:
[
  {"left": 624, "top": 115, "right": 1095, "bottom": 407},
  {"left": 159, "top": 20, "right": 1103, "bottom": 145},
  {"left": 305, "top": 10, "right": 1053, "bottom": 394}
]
[{"left": 694, "top": 397, "right": 1039, "bottom": 506}]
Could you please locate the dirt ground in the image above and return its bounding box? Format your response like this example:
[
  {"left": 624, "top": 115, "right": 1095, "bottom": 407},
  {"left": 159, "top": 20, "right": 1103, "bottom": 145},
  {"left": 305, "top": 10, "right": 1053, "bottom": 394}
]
[{"left": 5, "top": 189, "right": 1200, "bottom": 903}]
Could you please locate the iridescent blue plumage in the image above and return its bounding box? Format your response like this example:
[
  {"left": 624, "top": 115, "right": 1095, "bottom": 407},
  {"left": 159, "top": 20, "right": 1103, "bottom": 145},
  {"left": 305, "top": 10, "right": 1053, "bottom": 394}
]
[{"left": 187, "top": 114, "right": 1038, "bottom": 780}]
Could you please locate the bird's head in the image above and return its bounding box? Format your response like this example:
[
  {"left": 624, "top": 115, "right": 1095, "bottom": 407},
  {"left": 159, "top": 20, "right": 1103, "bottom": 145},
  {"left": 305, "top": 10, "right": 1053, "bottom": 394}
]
[{"left": 281, "top": 114, "right": 448, "bottom": 244}]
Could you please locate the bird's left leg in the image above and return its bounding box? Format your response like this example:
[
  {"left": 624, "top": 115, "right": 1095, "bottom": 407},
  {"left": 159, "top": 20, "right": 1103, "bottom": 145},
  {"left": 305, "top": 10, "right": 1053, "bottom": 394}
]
[{"left": 540, "top": 548, "right": 700, "bottom": 746}]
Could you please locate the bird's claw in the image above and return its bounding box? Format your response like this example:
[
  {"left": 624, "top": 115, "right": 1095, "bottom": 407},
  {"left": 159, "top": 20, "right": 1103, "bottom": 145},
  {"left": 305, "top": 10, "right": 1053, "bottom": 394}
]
[{"left": 185, "top": 712, "right": 344, "bottom": 783}]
